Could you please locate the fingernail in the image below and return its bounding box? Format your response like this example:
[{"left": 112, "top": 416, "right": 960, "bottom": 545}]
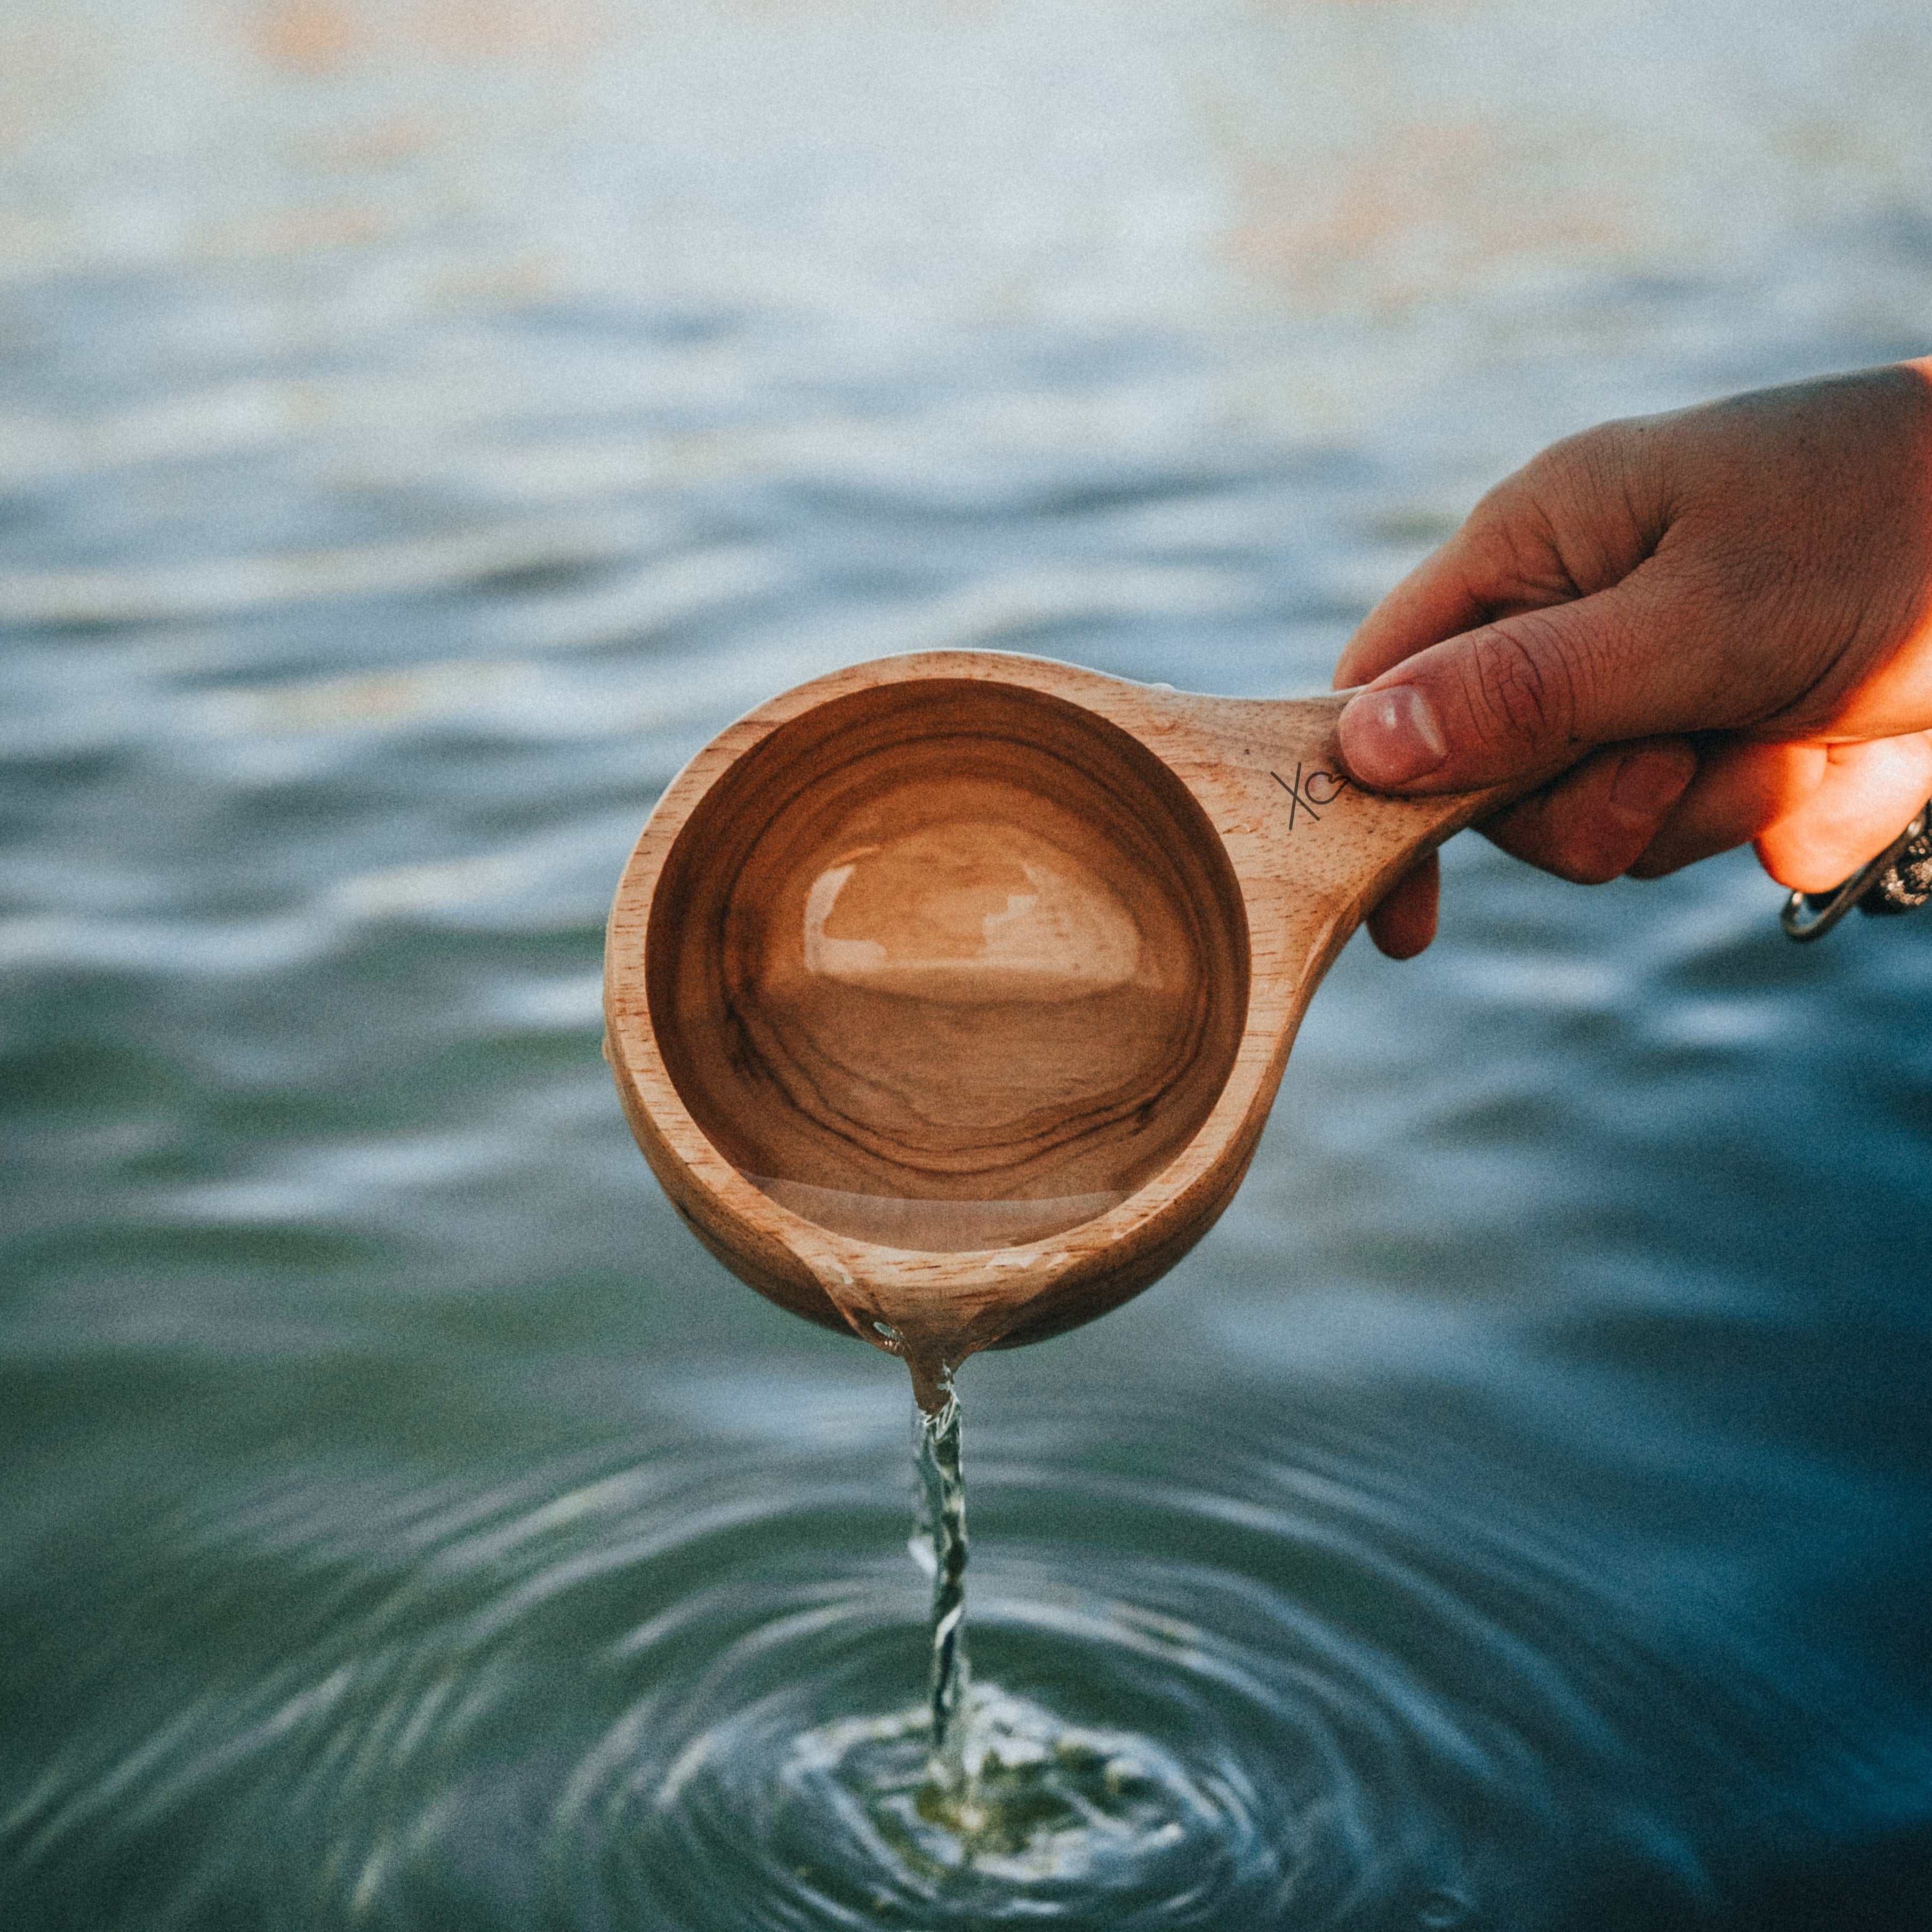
[
  {"left": 1608, "top": 744, "right": 1695, "bottom": 825},
  {"left": 1338, "top": 684, "right": 1448, "bottom": 787}
]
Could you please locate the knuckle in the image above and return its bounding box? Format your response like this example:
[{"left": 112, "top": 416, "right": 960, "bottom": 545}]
[{"left": 1464, "top": 616, "right": 1582, "bottom": 751}]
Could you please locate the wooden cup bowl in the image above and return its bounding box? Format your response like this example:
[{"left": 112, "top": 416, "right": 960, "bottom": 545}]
[{"left": 605, "top": 651, "right": 1513, "bottom": 1392}]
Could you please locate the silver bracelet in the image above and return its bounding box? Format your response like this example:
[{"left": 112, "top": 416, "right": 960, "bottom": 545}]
[{"left": 1780, "top": 803, "right": 1932, "bottom": 941}]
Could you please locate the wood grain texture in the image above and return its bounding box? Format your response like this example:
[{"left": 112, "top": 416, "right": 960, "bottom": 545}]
[{"left": 605, "top": 651, "right": 1519, "bottom": 1375}]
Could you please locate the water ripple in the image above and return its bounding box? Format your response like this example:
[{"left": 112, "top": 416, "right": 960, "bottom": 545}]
[{"left": 4, "top": 1388, "right": 1883, "bottom": 1930}]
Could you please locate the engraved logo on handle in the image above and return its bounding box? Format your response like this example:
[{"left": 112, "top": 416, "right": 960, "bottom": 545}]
[{"left": 1271, "top": 761, "right": 1351, "bottom": 831}]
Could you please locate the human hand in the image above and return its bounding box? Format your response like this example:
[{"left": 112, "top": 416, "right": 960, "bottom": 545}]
[{"left": 1333, "top": 362, "right": 1932, "bottom": 958}]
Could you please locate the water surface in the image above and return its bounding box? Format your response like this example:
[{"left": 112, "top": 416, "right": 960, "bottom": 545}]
[{"left": 5, "top": 3, "right": 1932, "bottom": 1926}]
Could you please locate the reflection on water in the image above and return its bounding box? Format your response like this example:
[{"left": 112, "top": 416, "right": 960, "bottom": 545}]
[
  {"left": 800, "top": 826, "right": 1147, "bottom": 1004},
  {"left": 5, "top": 2, "right": 1932, "bottom": 1927}
]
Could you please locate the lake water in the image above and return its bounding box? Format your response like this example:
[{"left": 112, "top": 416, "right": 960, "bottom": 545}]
[{"left": 4, "top": 3, "right": 1932, "bottom": 1926}]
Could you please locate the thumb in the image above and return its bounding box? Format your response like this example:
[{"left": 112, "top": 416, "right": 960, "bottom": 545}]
[{"left": 1336, "top": 575, "right": 1697, "bottom": 793}]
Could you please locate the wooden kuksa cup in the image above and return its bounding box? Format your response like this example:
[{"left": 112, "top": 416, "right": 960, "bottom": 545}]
[{"left": 605, "top": 651, "right": 1513, "bottom": 1393}]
